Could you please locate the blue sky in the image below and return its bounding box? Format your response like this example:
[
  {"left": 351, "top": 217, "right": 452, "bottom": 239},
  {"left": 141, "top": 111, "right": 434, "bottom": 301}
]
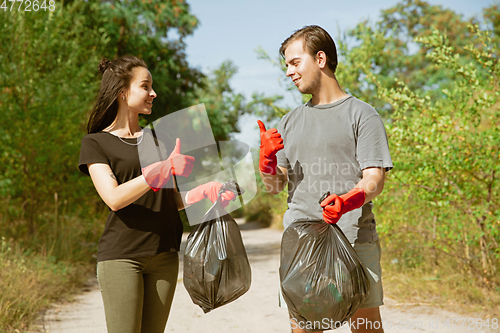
[{"left": 182, "top": 0, "right": 496, "bottom": 148}]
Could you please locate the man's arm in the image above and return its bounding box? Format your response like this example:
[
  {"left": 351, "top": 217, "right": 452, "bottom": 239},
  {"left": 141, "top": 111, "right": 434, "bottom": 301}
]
[
  {"left": 321, "top": 166, "right": 386, "bottom": 224},
  {"left": 257, "top": 120, "right": 286, "bottom": 194},
  {"left": 260, "top": 166, "right": 288, "bottom": 195},
  {"left": 355, "top": 167, "right": 386, "bottom": 204}
]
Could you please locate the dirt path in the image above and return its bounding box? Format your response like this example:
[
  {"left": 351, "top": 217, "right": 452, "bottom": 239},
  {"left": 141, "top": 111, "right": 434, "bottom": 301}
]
[{"left": 35, "top": 220, "right": 497, "bottom": 333}]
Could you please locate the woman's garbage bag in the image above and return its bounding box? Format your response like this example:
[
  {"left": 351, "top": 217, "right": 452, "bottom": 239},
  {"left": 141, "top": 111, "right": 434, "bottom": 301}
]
[
  {"left": 183, "top": 180, "right": 251, "bottom": 313},
  {"left": 279, "top": 193, "right": 370, "bottom": 331}
]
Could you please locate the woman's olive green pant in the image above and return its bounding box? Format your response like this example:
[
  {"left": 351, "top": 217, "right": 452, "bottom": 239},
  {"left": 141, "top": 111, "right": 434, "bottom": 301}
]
[{"left": 97, "top": 251, "right": 179, "bottom": 333}]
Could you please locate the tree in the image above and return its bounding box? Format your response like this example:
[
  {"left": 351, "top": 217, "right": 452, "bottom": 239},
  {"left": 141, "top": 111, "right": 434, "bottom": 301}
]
[
  {"left": 0, "top": 0, "right": 205, "bottom": 239},
  {"left": 351, "top": 23, "right": 499, "bottom": 285},
  {"left": 95, "top": 0, "right": 204, "bottom": 118},
  {"left": 335, "top": 0, "right": 490, "bottom": 116},
  {"left": 0, "top": 1, "right": 104, "bottom": 237},
  {"left": 191, "top": 61, "right": 246, "bottom": 141}
]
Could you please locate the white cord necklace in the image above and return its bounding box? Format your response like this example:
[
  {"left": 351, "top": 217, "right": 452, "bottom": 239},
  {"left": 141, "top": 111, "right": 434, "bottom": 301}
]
[{"left": 109, "top": 131, "right": 144, "bottom": 146}]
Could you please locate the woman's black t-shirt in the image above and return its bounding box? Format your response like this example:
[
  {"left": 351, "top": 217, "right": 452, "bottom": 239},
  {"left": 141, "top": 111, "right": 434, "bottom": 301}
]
[{"left": 78, "top": 131, "right": 183, "bottom": 262}]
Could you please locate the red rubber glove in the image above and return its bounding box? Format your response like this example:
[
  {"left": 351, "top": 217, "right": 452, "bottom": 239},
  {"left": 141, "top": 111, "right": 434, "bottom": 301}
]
[
  {"left": 168, "top": 138, "right": 195, "bottom": 177},
  {"left": 257, "top": 120, "right": 284, "bottom": 175},
  {"left": 142, "top": 138, "right": 195, "bottom": 192},
  {"left": 185, "top": 181, "right": 236, "bottom": 208},
  {"left": 320, "top": 188, "right": 366, "bottom": 224}
]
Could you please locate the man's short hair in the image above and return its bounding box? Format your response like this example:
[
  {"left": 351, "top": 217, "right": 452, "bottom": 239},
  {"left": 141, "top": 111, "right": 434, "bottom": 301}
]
[{"left": 279, "top": 25, "right": 338, "bottom": 74}]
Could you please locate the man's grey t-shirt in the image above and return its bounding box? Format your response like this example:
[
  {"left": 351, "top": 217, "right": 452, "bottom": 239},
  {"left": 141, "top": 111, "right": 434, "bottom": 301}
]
[{"left": 276, "top": 95, "right": 393, "bottom": 243}]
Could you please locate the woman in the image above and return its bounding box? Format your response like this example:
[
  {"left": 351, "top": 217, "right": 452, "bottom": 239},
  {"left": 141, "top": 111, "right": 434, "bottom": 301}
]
[{"left": 78, "top": 55, "right": 234, "bottom": 333}]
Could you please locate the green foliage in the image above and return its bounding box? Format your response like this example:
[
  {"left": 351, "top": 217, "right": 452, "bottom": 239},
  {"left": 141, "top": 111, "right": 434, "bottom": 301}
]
[
  {"left": 366, "top": 24, "right": 499, "bottom": 286},
  {"left": 0, "top": 1, "right": 209, "bottom": 330},
  {"left": 483, "top": 4, "right": 500, "bottom": 43},
  {"left": 192, "top": 61, "right": 247, "bottom": 141},
  {"left": 248, "top": 0, "right": 500, "bottom": 303},
  {"left": 335, "top": 0, "right": 489, "bottom": 116},
  {"left": 0, "top": 1, "right": 104, "bottom": 237},
  {"left": 0, "top": 0, "right": 207, "bottom": 239}
]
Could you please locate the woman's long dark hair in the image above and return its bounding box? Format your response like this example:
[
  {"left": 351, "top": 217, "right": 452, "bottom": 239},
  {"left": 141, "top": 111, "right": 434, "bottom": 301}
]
[{"left": 86, "top": 55, "right": 147, "bottom": 134}]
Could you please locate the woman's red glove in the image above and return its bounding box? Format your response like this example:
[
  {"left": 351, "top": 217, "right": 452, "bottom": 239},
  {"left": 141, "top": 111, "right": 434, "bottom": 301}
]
[
  {"left": 142, "top": 138, "right": 195, "bottom": 192},
  {"left": 257, "top": 120, "right": 284, "bottom": 175},
  {"left": 320, "top": 188, "right": 366, "bottom": 224},
  {"left": 185, "top": 181, "right": 236, "bottom": 208}
]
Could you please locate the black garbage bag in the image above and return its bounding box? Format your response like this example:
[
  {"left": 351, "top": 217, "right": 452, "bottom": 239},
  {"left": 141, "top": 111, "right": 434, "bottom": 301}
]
[
  {"left": 279, "top": 193, "right": 370, "bottom": 331},
  {"left": 183, "top": 180, "right": 251, "bottom": 313}
]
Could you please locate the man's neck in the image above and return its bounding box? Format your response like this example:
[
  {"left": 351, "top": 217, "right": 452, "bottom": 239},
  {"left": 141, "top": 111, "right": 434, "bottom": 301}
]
[{"left": 310, "top": 75, "right": 349, "bottom": 106}]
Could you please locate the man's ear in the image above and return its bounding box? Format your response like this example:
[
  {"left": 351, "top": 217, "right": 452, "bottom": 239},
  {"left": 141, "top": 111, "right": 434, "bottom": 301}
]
[{"left": 316, "top": 51, "right": 327, "bottom": 69}]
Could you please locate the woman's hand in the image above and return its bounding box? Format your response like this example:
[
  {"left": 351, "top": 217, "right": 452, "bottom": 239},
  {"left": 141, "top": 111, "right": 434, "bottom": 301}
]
[
  {"left": 186, "top": 181, "right": 236, "bottom": 208},
  {"left": 142, "top": 138, "right": 195, "bottom": 191}
]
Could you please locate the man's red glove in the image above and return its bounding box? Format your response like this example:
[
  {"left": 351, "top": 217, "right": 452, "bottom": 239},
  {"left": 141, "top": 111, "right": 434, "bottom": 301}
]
[
  {"left": 142, "top": 138, "right": 195, "bottom": 192},
  {"left": 320, "top": 188, "right": 366, "bottom": 224},
  {"left": 257, "top": 120, "right": 284, "bottom": 175},
  {"left": 185, "top": 181, "right": 236, "bottom": 208}
]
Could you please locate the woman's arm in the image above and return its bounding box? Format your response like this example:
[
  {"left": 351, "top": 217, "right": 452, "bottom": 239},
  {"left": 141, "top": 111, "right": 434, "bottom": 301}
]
[
  {"left": 171, "top": 176, "right": 188, "bottom": 211},
  {"left": 172, "top": 181, "right": 237, "bottom": 211},
  {"left": 88, "top": 163, "right": 151, "bottom": 211}
]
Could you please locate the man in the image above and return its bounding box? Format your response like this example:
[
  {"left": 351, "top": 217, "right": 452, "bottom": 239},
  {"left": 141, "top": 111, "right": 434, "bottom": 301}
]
[{"left": 258, "top": 25, "right": 393, "bottom": 333}]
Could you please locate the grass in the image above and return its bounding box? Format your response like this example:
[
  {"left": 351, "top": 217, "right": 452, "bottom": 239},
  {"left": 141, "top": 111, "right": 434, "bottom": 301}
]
[
  {"left": 381, "top": 257, "right": 500, "bottom": 318},
  {"left": 0, "top": 237, "right": 94, "bottom": 332},
  {"left": 0, "top": 206, "right": 104, "bottom": 333}
]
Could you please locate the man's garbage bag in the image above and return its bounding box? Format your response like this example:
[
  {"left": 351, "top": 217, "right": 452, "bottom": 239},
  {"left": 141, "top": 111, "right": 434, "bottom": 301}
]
[
  {"left": 279, "top": 215, "right": 370, "bottom": 330},
  {"left": 183, "top": 180, "right": 251, "bottom": 313}
]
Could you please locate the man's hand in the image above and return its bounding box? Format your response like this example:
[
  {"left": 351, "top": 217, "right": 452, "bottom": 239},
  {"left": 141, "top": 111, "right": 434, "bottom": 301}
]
[
  {"left": 320, "top": 188, "right": 366, "bottom": 224},
  {"left": 257, "top": 120, "right": 284, "bottom": 175}
]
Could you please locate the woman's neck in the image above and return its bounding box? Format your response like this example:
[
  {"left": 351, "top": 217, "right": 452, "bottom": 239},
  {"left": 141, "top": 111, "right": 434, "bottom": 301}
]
[{"left": 104, "top": 110, "right": 142, "bottom": 138}]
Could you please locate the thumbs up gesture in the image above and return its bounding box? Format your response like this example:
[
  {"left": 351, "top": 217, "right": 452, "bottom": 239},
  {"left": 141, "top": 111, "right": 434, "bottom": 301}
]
[
  {"left": 167, "top": 138, "right": 195, "bottom": 177},
  {"left": 142, "top": 138, "right": 195, "bottom": 192},
  {"left": 257, "top": 120, "right": 284, "bottom": 175}
]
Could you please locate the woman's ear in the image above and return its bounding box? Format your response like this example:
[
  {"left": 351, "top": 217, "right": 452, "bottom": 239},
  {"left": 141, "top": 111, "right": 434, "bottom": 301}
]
[{"left": 119, "top": 90, "right": 127, "bottom": 101}]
